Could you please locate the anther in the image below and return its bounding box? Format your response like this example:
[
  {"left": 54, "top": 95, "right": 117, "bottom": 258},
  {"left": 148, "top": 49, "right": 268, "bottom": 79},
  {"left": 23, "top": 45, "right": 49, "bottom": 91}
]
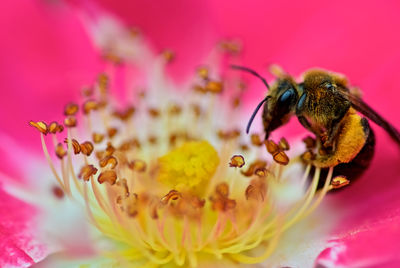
[
  {"left": 92, "top": 133, "right": 104, "bottom": 144},
  {"left": 168, "top": 103, "right": 182, "bottom": 116},
  {"left": 48, "top": 122, "right": 60, "bottom": 134},
  {"left": 148, "top": 108, "right": 160, "bottom": 118},
  {"left": 265, "top": 140, "right": 279, "bottom": 154},
  {"left": 331, "top": 176, "right": 350, "bottom": 189},
  {"left": 55, "top": 143, "right": 67, "bottom": 159},
  {"left": 64, "top": 138, "right": 81, "bottom": 154},
  {"left": 205, "top": 81, "right": 223, "bottom": 94},
  {"left": 273, "top": 151, "right": 289, "bottom": 165},
  {"left": 128, "top": 160, "right": 147, "bottom": 172},
  {"left": 107, "top": 127, "right": 118, "bottom": 138},
  {"left": 79, "top": 165, "right": 98, "bottom": 181},
  {"left": 301, "top": 150, "right": 315, "bottom": 162},
  {"left": 302, "top": 136, "right": 316, "bottom": 149},
  {"left": 29, "top": 121, "right": 48, "bottom": 135},
  {"left": 64, "top": 103, "right": 79, "bottom": 116},
  {"left": 251, "top": 134, "right": 264, "bottom": 146},
  {"left": 241, "top": 160, "right": 267, "bottom": 177},
  {"left": 161, "top": 190, "right": 182, "bottom": 205},
  {"left": 98, "top": 170, "right": 117, "bottom": 185},
  {"left": 197, "top": 66, "right": 209, "bottom": 80},
  {"left": 162, "top": 50, "right": 175, "bottom": 63},
  {"left": 229, "top": 155, "right": 245, "bottom": 168},
  {"left": 80, "top": 141, "right": 94, "bottom": 156},
  {"left": 278, "top": 137, "right": 290, "bottom": 151},
  {"left": 64, "top": 116, "right": 77, "bottom": 127},
  {"left": 52, "top": 186, "right": 65, "bottom": 199},
  {"left": 83, "top": 100, "right": 98, "bottom": 114},
  {"left": 99, "top": 155, "right": 118, "bottom": 169},
  {"left": 113, "top": 106, "right": 135, "bottom": 121}
]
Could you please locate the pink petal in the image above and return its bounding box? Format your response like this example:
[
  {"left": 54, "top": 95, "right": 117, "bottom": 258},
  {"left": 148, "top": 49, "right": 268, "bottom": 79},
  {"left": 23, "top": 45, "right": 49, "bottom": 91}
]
[
  {"left": 0, "top": 187, "right": 47, "bottom": 267},
  {"left": 0, "top": 0, "right": 102, "bottom": 153}
]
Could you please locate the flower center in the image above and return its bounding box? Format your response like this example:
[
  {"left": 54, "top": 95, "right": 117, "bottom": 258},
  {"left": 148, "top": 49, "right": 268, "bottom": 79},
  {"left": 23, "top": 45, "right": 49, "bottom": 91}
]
[{"left": 158, "top": 141, "right": 219, "bottom": 194}]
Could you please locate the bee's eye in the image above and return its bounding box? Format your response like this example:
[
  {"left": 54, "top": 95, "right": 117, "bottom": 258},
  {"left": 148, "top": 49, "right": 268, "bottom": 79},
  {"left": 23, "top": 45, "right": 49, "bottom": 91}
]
[{"left": 278, "top": 88, "right": 295, "bottom": 105}]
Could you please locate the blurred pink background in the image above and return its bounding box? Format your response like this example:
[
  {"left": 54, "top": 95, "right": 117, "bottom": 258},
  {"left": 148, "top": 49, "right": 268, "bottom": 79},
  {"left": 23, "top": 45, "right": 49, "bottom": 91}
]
[{"left": 1, "top": 0, "right": 400, "bottom": 266}]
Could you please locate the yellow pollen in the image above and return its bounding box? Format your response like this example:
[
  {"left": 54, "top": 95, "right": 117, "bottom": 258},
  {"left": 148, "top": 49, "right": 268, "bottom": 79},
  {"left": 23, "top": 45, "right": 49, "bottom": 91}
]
[{"left": 157, "top": 141, "right": 219, "bottom": 193}]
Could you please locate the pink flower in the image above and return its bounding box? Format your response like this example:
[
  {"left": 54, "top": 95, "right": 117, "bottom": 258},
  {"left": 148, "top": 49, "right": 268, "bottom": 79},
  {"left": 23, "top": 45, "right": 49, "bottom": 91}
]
[{"left": 1, "top": 0, "right": 400, "bottom": 267}]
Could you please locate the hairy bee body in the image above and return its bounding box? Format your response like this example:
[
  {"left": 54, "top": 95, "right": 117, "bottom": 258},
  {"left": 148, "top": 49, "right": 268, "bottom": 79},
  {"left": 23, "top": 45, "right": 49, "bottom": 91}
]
[{"left": 232, "top": 65, "right": 400, "bottom": 187}]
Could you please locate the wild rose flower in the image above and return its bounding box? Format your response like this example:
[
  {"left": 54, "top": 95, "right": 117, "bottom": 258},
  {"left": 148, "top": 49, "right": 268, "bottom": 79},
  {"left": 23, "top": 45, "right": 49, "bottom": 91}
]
[{"left": 2, "top": 0, "right": 398, "bottom": 265}]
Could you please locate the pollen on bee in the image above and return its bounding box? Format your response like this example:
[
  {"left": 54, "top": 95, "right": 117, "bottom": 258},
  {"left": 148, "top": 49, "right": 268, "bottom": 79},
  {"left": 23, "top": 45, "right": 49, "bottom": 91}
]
[{"left": 229, "top": 155, "right": 245, "bottom": 168}]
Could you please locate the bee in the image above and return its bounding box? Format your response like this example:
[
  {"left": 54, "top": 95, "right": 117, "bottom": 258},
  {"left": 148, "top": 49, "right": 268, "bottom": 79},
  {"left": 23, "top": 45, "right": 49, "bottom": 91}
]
[{"left": 232, "top": 65, "right": 400, "bottom": 183}]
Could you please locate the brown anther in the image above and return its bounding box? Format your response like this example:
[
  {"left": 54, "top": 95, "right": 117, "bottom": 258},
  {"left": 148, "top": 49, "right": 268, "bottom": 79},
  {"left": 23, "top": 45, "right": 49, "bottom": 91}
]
[
  {"left": 103, "top": 52, "right": 122, "bottom": 65},
  {"left": 98, "top": 170, "right": 117, "bottom": 185},
  {"left": 64, "top": 138, "right": 81, "bottom": 154},
  {"left": 265, "top": 140, "right": 279, "bottom": 154},
  {"left": 232, "top": 96, "right": 241, "bottom": 109},
  {"left": 240, "top": 144, "right": 249, "bottom": 151},
  {"left": 191, "top": 104, "right": 202, "bottom": 117},
  {"left": 55, "top": 143, "right": 67, "bottom": 159},
  {"left": 219, "top": 40, "right": 241, "bottom": 55},
  {"left": 56, "top": 124, "right": 64, "bottom": 133},
  {"left": 100, "top": 155, "right": 118, "bottom": 169},
  {"left": 251, "top": 134, "right": 264, "bottom": 146},
  {"left": 254, "top": 168, "right": 268, "bottom": 178},
  {"left": 168, "top": 103, "right": 182, "bottom": 116},
  {"left": 81, "top": 86, "right": 93, "bottom": 97},
  {"left": 162, "top": 50, "right": 175, "bottom": 63},
  {"left": 29, "top": 121, "right": 48, "bottom": 135},
  {"left": 245, "top": 178, "right": 266, "bottom": 201},
  {"left": 105, "top": 142, "right": 116, "bottom": 157},
  {"left": 130, "top": 138, "right": 141, "bottom": 149},
  {"left": 148, "top": 136, "right": 158, "bottom": 145},
  {"left": 107, "top": 127, "right": 118, "bottom": 138},
  {"left": 216, "top": 182, "right": 229, "bottom": 198},
  {"left": 79, "top": 165, "right": 98, "bottom": 181},
  {"left": 302, "top": 136, "right": 316, "bottom": 149},
  {"left": 128, "top": 160, "right": 147, "bottom": 172},
  {"left": 241, "top": 160, "right": 267, "bottom": 177},
  {"left": 278, "top": 137, "right": 290, "bottom": 151},
  {"left": 229, "top": 155, "right": 245, "bottom": 168},
  {"left": 113, "top": 106, "right": 135, "bottom": 121},
  {"left": 80, "top": 141, "right": 94, "bottom": 156},
  {"left": 64, "top": 116, "right": 77, "bottom": 127},
  {"left": 83, "top": 100, "right": 98, "bottom": 114},
  {"left": 92, "top": 133, "right": 104, "bottom": 144},
  {"left": 169, "top": 133, "right": 178, "bottom": 147},
  {"left": 331, "top": 176, "right": 350, "bottom": 189},
  {"left": 64, "top": 103, "right": 79, "bottom": 116},
  {"left": 189, "top": 196, "right": 206, "bottom": 209},
  {"left": 197, "top": 66, "right": 209, "bottom": 80},
  {"left": 193, "top": 84, "right": 207, "bottom": 94},
  {"left": 301, "top": 150, "right": 315, "bottom": 162},
  {"left": 98, "top": 73, "right": 109, "bottom": 93},
  {"left": 52, "top": 186, "right": 64, "bottom": 199},
  {"left": 128, "top": 27, "right": 140, "bottom": 37},
  {"left": 95, "top": 151, "right": 104, "bottom": 160},
  {"left": 116, "top": 178, "right": 129, "bottom": 196},
  {"left": 48, "top": 122, "right": 59, "bottom": 134},
  {"left": 161, "top": 190, "right": 182, "bottom": 205},
  {"left": 148, "top": 108, "right": 160, "bottom": 118},
  {"left": 217, "top": 129, "right": 241, "bottom": 140},
  {"left": 273, "top": 151, "right": 290, "bottom": 165},
  {"left": 205, "top": 80, "right": 223, "bottom": 94}
]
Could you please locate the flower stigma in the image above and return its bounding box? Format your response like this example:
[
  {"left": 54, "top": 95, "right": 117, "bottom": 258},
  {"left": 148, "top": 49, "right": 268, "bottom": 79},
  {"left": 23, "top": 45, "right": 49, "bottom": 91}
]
[{"left": 29, "top": 28, "right": 344, "bottom": 267}]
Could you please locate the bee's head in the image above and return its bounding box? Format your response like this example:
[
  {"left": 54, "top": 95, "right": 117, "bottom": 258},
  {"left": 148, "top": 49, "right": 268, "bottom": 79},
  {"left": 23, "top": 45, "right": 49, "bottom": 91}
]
[
  {"left": 262, "top": 78, "right": 299, "bottom": 139},
  {"left": 230, "top": 65, "right": 300, "bottom": 138}
]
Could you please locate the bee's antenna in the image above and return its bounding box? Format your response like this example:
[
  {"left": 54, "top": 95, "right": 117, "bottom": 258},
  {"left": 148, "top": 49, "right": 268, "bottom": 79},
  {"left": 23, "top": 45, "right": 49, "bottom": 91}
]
[
  {"left": 230, "top": 64, "right": 270, "bottom": 89},
  {"left": 246, "top": 96, "right": 270, "bottom": 134}
]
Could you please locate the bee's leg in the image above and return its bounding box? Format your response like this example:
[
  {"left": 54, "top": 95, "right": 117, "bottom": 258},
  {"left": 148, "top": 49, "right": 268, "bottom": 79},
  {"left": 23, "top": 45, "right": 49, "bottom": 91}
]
[{"left": 323, "top": 119, "right": 343, "bottom": 148}]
